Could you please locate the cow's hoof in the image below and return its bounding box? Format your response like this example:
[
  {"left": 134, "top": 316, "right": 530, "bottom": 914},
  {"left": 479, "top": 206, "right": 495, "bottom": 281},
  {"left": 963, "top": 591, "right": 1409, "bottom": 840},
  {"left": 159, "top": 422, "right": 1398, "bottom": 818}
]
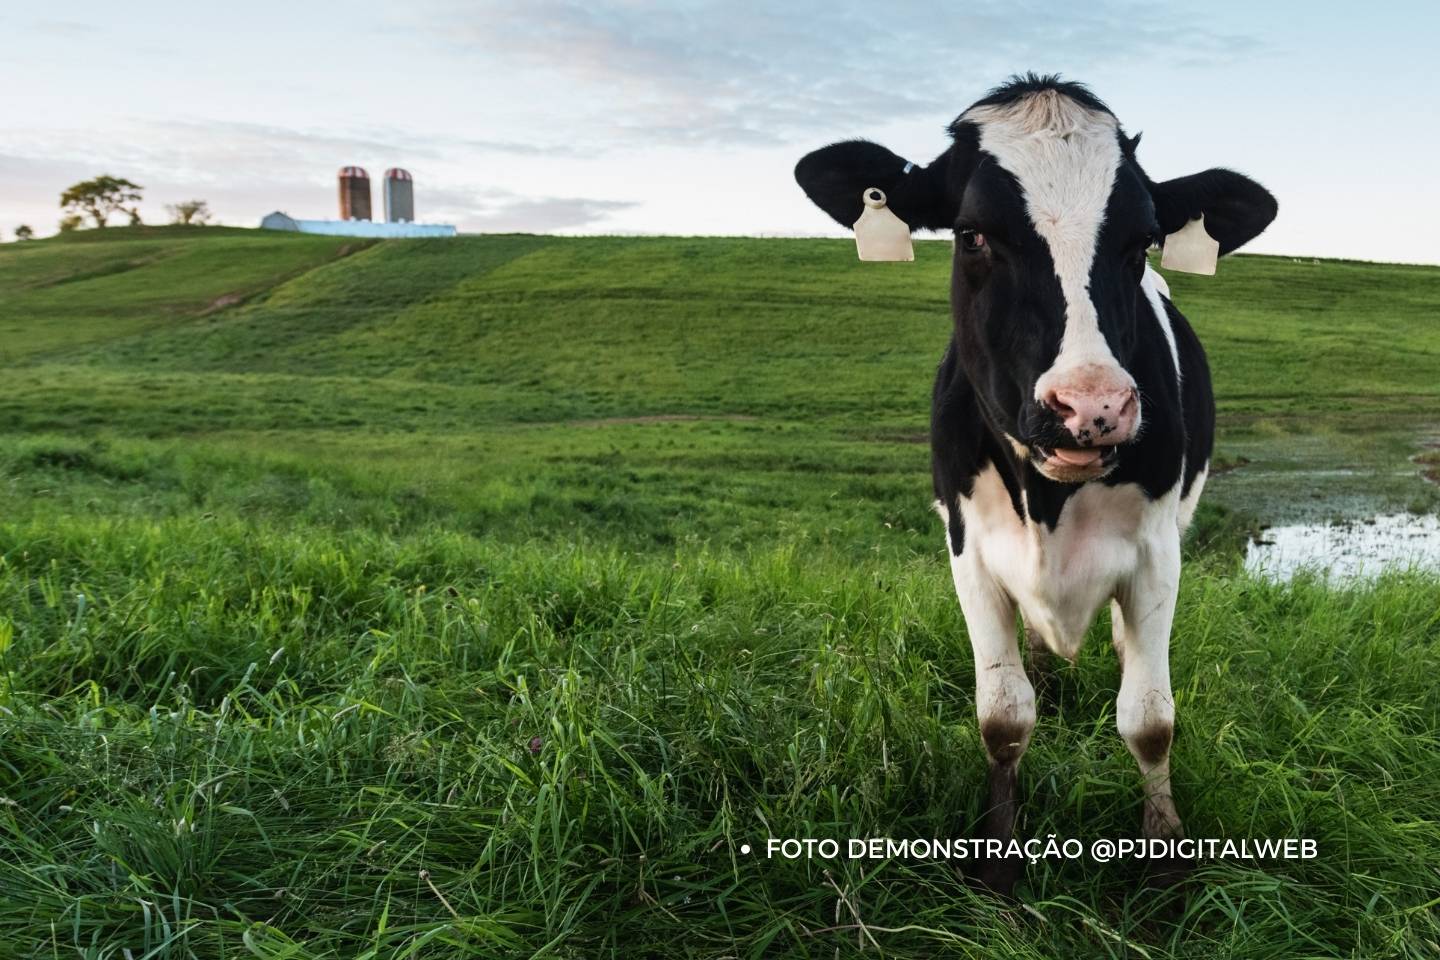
[{"left": 959, "top": 855, "right": 1023, "bottom": 898}]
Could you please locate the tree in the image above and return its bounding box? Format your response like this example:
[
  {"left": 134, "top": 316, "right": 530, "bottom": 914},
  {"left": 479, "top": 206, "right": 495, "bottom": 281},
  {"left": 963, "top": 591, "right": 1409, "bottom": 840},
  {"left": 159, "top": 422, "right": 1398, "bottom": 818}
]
[
  {"left": 127, "top": 207, "right": 143, "bottom": 227},
  {"left": 59, "top": 175, "right": 143, "bottom": 229},
  {"left": 167, "top": 200, "right": 212, "bottom": 226},
  {"left": 58, "top": 214, "right": 83, "bottom": 233},
  {"left": 14, "top": 225, "right": 34, "bottom": 241}
]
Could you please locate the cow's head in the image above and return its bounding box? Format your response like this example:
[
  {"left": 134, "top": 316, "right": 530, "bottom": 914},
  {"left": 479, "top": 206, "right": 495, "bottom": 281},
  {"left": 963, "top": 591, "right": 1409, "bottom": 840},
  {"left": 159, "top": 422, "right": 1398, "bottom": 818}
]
[{"left": 794, "top": 74, "right": 1277, "bottom": 483}]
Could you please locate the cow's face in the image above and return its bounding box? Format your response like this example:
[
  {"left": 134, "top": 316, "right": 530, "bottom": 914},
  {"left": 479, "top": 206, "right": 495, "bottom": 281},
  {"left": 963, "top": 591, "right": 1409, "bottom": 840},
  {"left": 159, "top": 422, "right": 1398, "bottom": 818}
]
[
  {"left": 950, "top": 94, "right": 1155, "bottom": 483},
  {"left": 795, "top": 75, "right": 1278, "bottom": 484}
]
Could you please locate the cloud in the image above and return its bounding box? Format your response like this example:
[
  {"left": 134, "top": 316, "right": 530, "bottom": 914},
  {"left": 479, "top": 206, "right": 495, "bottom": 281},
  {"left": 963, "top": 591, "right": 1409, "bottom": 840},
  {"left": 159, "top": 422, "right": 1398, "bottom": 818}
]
[
  {"left": 470, "top": 197, "right": 637, "bottom": 232},
  {"left": 8, "top": 118, "right": 575, "bottom": 191},
  {"left": 26, "top": 19, "right": 100, "bottom": 37},
  {"left": 419, "top": 0, "right": 1264, "bottom": 147},
  {"left": 420, "top": 186, "right": 639, "bottom": 232}
]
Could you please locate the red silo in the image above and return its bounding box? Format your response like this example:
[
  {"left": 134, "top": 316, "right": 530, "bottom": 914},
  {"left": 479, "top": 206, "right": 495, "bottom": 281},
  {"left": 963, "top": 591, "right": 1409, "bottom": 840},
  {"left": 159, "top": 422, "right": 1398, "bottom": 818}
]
[{"left": 338, "top": 166, "right": 372, "bottom": 221}]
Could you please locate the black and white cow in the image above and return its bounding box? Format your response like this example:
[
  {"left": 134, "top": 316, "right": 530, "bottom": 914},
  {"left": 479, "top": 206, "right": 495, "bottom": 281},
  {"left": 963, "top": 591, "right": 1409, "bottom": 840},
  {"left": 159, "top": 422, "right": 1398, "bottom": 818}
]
[{"left": 795, "top": 75, "right": 1276, "bottom": 891}]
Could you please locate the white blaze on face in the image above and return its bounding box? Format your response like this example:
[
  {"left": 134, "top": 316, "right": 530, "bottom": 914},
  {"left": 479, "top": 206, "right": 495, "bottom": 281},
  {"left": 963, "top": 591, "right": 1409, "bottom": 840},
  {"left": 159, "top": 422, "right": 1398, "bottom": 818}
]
[{"left": 963, "top": 92, "right": 1130, "bottom": 401}]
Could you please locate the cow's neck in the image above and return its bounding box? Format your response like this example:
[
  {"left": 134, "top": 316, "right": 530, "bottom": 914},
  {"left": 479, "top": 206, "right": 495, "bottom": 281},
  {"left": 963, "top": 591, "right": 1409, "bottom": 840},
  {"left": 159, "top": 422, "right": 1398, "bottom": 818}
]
[
  {"left": 942, "top": 349, "right": 1087, "bottom": 533},
  {"left": 982, "top": 416, "right": 1084, "bottom": 532}
]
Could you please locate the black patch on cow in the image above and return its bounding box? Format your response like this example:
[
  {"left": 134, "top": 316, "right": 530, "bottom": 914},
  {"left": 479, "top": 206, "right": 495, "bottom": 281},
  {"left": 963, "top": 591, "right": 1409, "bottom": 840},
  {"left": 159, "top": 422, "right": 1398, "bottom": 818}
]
[
  {"left": 949, "top": 155, "right": 1073, "bottom": 451},
  {"left": 1097, "top": 307, "right": 1187, "bottom": 503},
  {"left": 1148, "top": 168, "right": 1279, "bottom": 256},
  {"left": 1168, "top": 299, "right": 1216, "bottom": 498},
  {"left": 793, "top": 140, "right": 958, "bottom": 231},
  {"left": 1088, "top": 175, "right": 1189, "bottom": 506},
  {"left": 947, "top": 510, "right": 966, "bottom": 556},
  {"left": 930, "top": 345, "right": 980, "bottom": 553},
  {"left": 1129, "top": 721, "right": 1174, "bottom": 768}
]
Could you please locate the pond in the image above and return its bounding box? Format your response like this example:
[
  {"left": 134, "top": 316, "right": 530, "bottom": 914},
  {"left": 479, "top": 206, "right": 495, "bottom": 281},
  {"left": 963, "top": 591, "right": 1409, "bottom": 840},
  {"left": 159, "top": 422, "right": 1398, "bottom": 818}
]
[{"left": 1245, "top": 512, "right": 1440, "bottom": 581}]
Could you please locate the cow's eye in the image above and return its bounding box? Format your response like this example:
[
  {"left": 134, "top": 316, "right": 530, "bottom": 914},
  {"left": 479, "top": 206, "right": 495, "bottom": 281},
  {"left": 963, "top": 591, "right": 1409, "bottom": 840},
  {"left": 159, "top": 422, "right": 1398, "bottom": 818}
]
[
  {"left": 960, "top": 229, "right": 986, "bottom": 252},
  {"left": 1132, "top": 234, "right": 1156, "bottom": 270}
]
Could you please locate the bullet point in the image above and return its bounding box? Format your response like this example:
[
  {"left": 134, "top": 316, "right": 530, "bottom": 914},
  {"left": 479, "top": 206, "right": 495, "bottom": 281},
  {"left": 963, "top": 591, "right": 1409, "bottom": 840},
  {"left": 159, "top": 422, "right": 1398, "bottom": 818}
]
[{"left": 740, "top": 843, "right": 751, "bottom": 855}]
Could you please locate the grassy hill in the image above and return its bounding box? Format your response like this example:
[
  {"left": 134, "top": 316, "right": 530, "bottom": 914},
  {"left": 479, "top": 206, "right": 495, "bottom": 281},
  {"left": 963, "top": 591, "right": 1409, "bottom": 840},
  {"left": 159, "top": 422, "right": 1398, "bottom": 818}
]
[
  {"left": 1, "top": 228, "right": 1438, "bottom": 958},
  {"left": 0, "top": 227, "right": 365, "bottom": 362},
  {"left": 4, "top": 228, "right": 1437, "bottom": 547}
]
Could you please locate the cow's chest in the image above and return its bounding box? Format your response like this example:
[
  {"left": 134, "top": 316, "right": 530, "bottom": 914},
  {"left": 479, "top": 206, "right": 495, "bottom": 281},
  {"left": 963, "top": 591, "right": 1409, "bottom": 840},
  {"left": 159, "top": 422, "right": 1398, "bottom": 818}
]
[{"left": 958, "top": 464, "right": 1164, "bottom": 658}]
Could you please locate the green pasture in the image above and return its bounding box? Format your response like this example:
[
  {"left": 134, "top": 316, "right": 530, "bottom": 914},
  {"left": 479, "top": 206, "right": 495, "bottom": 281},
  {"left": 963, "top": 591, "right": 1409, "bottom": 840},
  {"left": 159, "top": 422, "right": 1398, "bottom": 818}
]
[{"left": 1, "top": 227, "right": 1436, "bottom": 957}]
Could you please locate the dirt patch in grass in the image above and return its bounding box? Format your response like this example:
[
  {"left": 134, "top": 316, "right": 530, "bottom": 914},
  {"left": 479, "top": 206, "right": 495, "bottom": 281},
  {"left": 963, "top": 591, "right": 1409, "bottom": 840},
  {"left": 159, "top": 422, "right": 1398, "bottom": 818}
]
[
  {"left": 565, "top": 414, "right": 760, "bottom": 427},
  {"left": 853, "top": 427, "right": 929, "bottom": 444},
  {"left": 204, "top": 293, "right": 247, "bottom": 313},
  {"left": 1415, "top": 446, "right": 1440, "bottom": 485},
  {"left": 36, "top": 255, "right": 168, "bottom": 289},
  {"left": 1210, "top": 455, "right": 1252, "bottom": 476}
]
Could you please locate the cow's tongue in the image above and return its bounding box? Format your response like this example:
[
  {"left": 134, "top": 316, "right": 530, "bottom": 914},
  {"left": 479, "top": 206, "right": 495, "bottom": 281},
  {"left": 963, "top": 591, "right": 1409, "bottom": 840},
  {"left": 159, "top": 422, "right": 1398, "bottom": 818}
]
[{"left": 1050, "top": 447, "right": 1103, "bottom": 467}]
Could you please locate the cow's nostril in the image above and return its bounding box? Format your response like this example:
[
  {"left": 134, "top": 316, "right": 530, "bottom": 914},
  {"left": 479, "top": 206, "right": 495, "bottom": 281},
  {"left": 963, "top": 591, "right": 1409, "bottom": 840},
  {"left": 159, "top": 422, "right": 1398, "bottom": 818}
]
[
  {"left": 1043, "top": 389, "right": 1075, "bottom": 420},
  {"left": 1118, "top": 390, "right": 1138, "bottom": 418}
]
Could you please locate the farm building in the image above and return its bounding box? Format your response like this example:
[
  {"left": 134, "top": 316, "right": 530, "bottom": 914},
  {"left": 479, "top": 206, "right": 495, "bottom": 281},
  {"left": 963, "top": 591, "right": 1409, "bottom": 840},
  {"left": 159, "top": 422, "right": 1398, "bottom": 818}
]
[
  {"left": 259, "top": 211, "right": 456, "bottom": 238},
  {"left": 260, "top": 165, "right": 456, "bottom": 237}
]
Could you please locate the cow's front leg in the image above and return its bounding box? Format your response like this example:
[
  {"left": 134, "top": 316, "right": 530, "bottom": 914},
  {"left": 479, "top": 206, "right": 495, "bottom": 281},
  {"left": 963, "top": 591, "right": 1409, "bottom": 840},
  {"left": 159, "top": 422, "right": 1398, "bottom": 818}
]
[
  {"left": 950, "top": 552, "right": 1034, "bottom": 894},
  {"left": 1114, "top": 536, "right": 1183, "bottom": 844}
]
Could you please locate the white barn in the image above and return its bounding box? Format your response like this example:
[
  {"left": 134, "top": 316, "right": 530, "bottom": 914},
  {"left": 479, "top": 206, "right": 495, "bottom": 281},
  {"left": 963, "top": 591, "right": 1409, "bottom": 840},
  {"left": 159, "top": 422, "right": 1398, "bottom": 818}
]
[{"left": 260, "top": 211, "right": 456, "bottom": 238}]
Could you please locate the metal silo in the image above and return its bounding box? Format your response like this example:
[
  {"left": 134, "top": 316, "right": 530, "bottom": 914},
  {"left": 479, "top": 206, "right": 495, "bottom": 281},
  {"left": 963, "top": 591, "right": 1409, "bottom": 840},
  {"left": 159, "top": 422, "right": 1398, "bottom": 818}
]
[
  {"left": 384, "top": 168, "right": 414, "bottom": 223},
  {"left": 338, "top": 166, "right": 371, "bottom": 221}
]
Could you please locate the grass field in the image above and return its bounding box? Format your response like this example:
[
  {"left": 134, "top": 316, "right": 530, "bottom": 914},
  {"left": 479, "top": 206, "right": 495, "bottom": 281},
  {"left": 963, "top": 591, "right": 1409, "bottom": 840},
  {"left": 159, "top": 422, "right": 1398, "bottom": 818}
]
[{"left": 1, "top": 226, "right": 1438, "bottom": 958}]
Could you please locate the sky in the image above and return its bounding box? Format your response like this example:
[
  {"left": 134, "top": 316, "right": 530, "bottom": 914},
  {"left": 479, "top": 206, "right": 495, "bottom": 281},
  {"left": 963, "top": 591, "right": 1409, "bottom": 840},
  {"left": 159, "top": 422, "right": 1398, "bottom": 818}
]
[{"left": 3, "top": 1, "right": 1437, "bottom": 263}]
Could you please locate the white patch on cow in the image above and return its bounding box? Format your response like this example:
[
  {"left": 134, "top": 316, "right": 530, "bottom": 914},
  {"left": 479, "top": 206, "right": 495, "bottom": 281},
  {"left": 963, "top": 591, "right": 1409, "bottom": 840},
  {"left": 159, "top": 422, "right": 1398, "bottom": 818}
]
[
  {"left": 963, "top": 92, "right": 1125, "bottom": 396},
  {"left": 1001, "top": 431, "right": 1031, "bottom": 460},
  {"left": 954, "top": 464, "right": 1182, "bottom": 662},
  {"left": 1111, "top": 510, "right": 1183, "bottom": 837},
  {"left": 940, "top": 495, "right": 1038, "bottom": 760},
  {"left": 934, "top": 498, "right": 954, "bottom": 552},
  {"left": 946, "top": 509, "right": 1035, "bottom": 762},
  {"left": 948, "top": 463, "right": 1186, "bottom": 832},
  {"left": 1178, "top": 462, "right": 1208, "bottom": 532},
  {"left": 944, "top": 451, "right": 1194, "bottom": 838},
  {"left": 1142, "top": 265, "right": 1180, "bottom": 378},
  {"left": 1145, "top": 263, "right": 1171, "bottom": 299}
]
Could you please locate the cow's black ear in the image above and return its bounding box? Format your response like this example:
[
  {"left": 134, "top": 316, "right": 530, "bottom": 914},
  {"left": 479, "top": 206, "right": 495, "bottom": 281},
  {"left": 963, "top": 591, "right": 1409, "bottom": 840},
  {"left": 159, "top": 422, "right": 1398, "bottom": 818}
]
[
  {"left": 1150, "top": 169, "right": 1277, "bottom": 256},
  {"left": 794, "top": 140, "right": 955, "bottom": 232}
]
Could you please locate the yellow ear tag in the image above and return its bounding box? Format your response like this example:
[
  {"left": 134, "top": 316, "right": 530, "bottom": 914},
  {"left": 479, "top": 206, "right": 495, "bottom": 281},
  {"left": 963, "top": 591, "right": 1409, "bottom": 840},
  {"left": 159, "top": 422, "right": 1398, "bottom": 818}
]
[
  {"left": 853, "top": 188, "right": 913, "bottom": 262},
  {"left": 1160, "top": 215, "right": 1219, "bottom": 275}
]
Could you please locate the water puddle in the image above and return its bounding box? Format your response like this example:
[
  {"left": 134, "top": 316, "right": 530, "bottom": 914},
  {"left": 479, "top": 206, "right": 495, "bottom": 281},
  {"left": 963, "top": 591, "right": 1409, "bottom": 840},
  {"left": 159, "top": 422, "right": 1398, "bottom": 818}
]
[{"left": 1245, "top": 513, "right": 1440, "bottom": 580}]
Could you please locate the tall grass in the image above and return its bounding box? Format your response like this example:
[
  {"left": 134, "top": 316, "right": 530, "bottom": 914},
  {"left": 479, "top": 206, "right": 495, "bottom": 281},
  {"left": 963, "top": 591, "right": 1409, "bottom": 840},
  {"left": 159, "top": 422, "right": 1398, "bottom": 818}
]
[
  {"left": 2, "top": 512, "right": 1437, "bottom": 957},
  {"left": 2, "top": 230, "right": 1438, "bottom": 956}
]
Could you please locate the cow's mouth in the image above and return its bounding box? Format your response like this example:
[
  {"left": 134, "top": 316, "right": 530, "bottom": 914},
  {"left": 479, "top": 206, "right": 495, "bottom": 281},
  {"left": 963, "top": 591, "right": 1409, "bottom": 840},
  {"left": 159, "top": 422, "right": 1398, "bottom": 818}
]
[{"left": 1034, "top": 444, "right": 1120, "bottom": 480}]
